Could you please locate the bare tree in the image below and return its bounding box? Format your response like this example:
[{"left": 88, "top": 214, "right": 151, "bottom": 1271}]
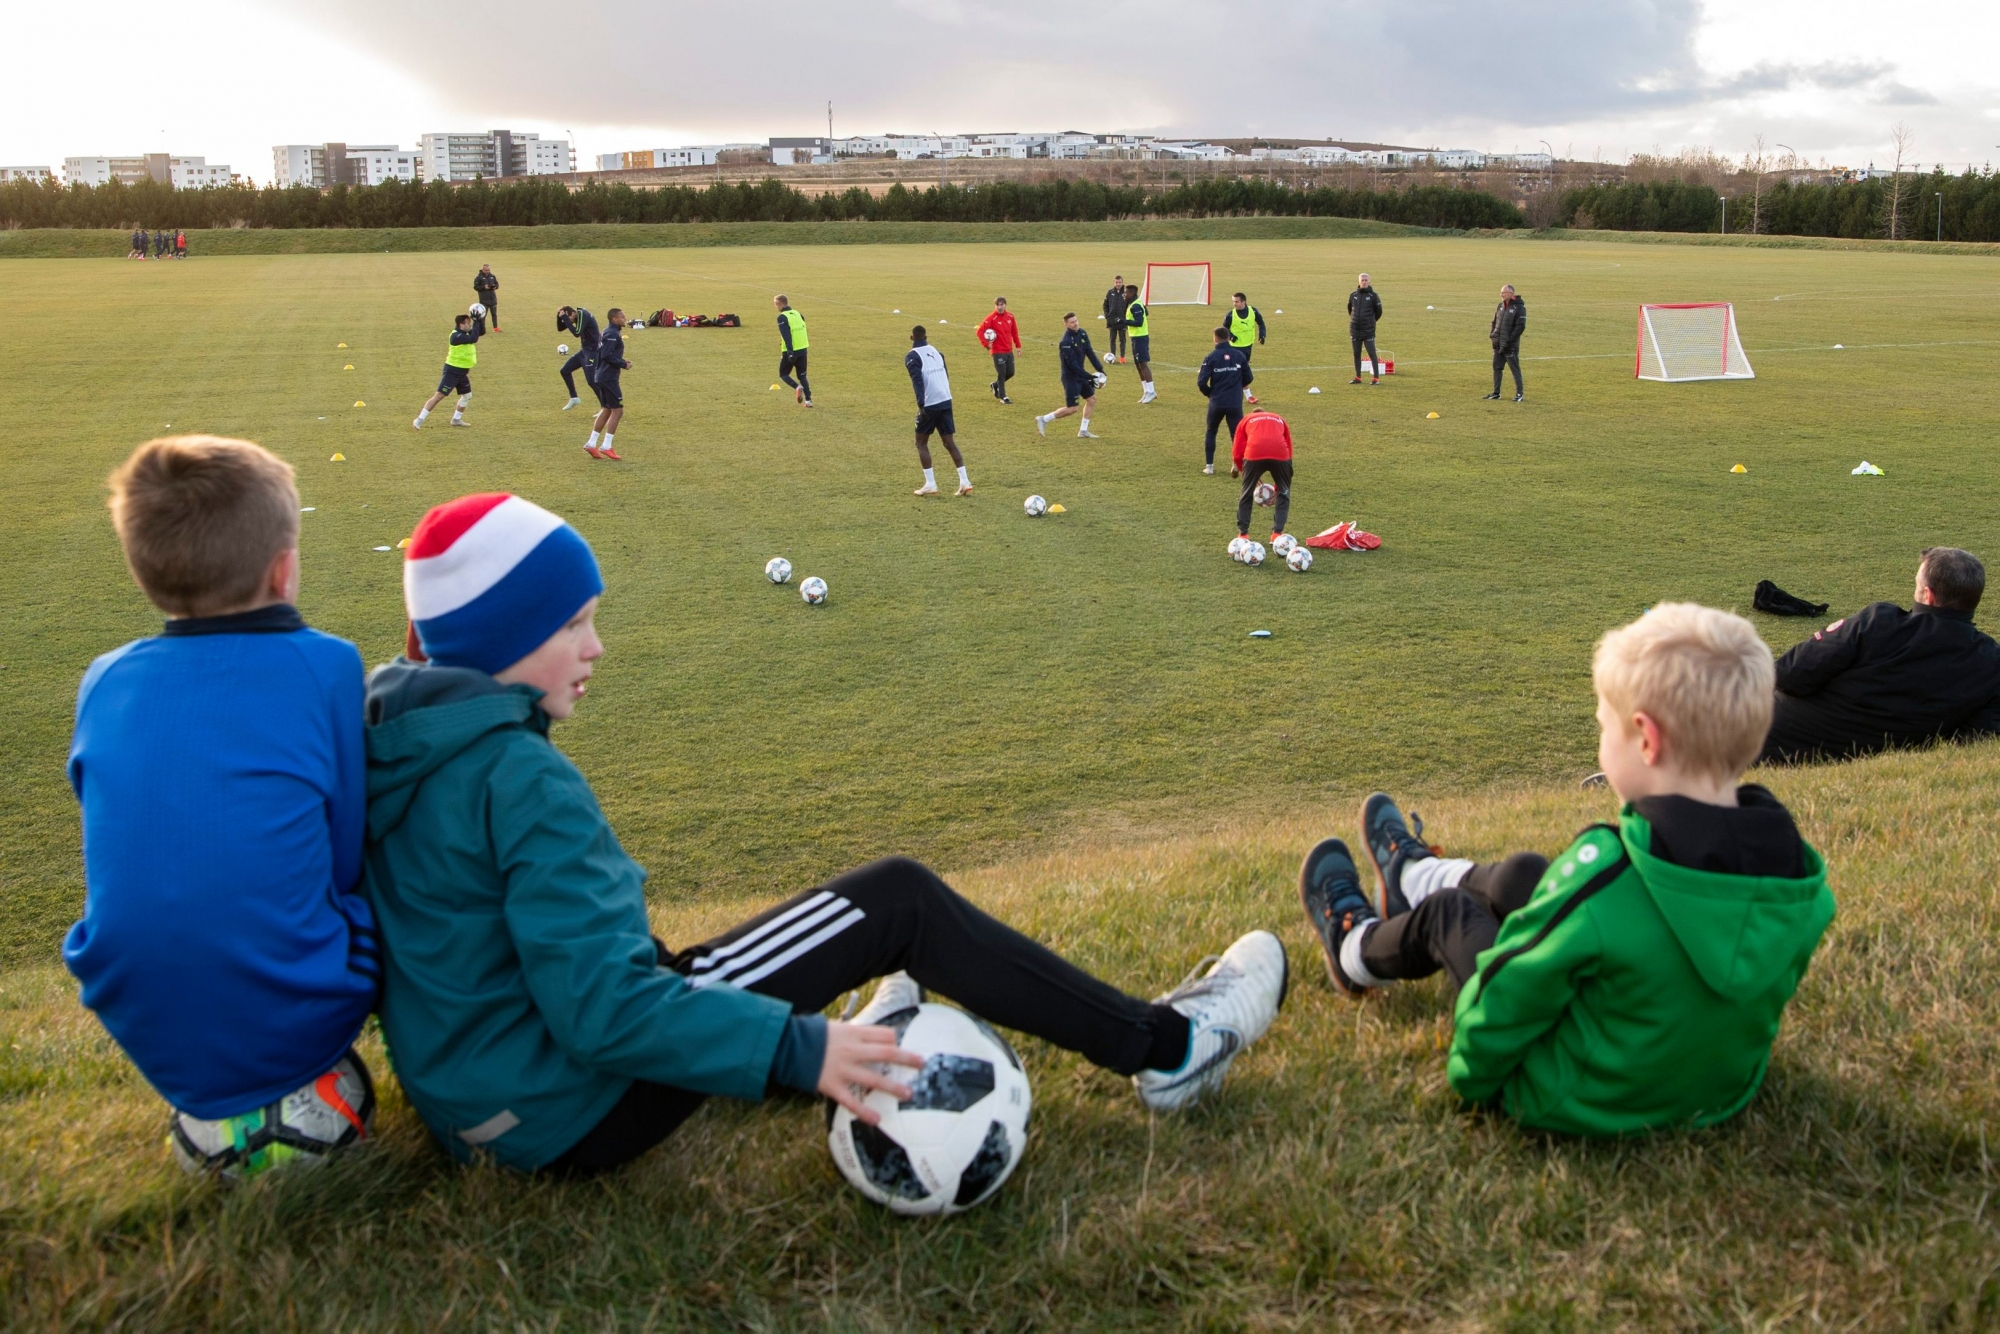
[{"left": 1883, "top": 122, "right": 1915, "bottom": 239}]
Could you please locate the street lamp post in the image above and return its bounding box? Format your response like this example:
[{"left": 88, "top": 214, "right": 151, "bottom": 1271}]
[{"left": 1937, "top": 192, "right": 1944, "bottom": 242}]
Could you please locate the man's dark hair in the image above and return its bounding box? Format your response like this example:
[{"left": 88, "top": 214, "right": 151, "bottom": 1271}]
[
  {"left": 455, "top": 314, "right": 471, "bottom": 328},
  {"left": 1063, "top": 311, "right": 1076, "bottom": 320},
  {"left": 1233, "top": 291, "right": 1247, "bottom": 301},
  {"left": 1125, "top": 285, "right": 1140, "bottom": 298},
  {"left": 994, "top": 296, "right": 1007, "bottom": 305},
  {"left": 1213, "top": 327, "right": 1229, "bottom": 339},
  {"left": 1920, "top": 547, "right": 1984, "bottom": 612},
  {"left": 607, "top": 307, "right": 623, "bottom": 319},
  {"left": 911, "top": 325, "right": 927, "bottom": 342}
]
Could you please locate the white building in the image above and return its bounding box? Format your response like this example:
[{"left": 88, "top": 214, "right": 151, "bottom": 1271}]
[
  {"left": 1489, "top": 152, "right": 1555, "bottom": 170},
  {"left": 170, "top": 157, "right": 232, "bottom": 188},
  {"left": 1147, "top": 141, "right": 1239, "bottom": 161},
  {"left": 63, "top": 154, "right": 230, "bottom": 187},
  {"left": 1429, "top": 149, "right": 1488, "bottom": 169},
  {"left": 419, "top": 131, "right": 572, "bottom": 181},
  {"left": 0, "top": 166, "right": 53, "bottom": 183},
  {"left": 274, "top": 143, "right": 421, "bottom": 188}
]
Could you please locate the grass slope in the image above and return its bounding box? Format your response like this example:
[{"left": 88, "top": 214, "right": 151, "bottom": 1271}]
[{"left": 4, "top": 747, "right": 1999, "bottom": 1328}]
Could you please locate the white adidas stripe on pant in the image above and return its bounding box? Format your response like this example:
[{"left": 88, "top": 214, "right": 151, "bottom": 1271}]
[{"left": 685, "top": 891, "right": 867, "bottom": 991}]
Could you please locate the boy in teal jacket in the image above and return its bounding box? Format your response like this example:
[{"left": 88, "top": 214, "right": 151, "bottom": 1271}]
[
  {"left": 366, "top": 492, "right": 1289, "bottom": 1173},
  {"left": 1296, "top": 603, "right": 1835, "bottom": 1135}
]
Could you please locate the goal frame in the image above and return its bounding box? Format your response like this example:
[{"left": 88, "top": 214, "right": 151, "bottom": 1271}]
[
  {"left": 1634, "top": 302, "right": 1755, "bottom": 382},
  {"left": 1141, "top": 261, "right": 1212, "bottom": 306}
]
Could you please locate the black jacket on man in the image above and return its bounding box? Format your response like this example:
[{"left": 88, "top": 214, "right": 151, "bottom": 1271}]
[
  {"left": 474, "top": 270, "right": 499, "bottom": 304},
  {"left": 1490, "top": 296, "right": 1526, "bottom": 348},
  {"left": 1347, "top": 287, "right": 1383, "bottom": 335},
  {"left": 1102, "top": 286, "right": 1129, "bottom": 329},
  {"left": 1761, "top": 601, "right": 2000, "bottom": 762}
]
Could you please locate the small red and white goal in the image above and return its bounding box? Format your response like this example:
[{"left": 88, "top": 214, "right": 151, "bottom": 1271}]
[
  {"left": 1141, "top": 262, "right": 1211, "bottom": 305},
  {"left": 1635, "top": 303, "right": 1755, "bottom": 382}
]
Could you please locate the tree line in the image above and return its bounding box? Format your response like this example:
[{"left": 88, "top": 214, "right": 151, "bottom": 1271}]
[
  {"left": 0, "top": 173, "right": 1524, "bottom": 232},
  {"left": 1557, "top": 170, "right": 2000, "bottom": 241}
]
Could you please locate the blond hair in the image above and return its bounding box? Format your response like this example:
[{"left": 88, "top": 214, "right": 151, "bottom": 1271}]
[
  {"left": 107, "top": 436, "right": 299, "bottom": 617},
  {"left": 1592, "top": 603, "right": 1774, "bottom": 780}
]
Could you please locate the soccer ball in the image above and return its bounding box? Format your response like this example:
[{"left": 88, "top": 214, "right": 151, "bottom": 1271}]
[
  {"left": 469, "top": 302, "right": 487, "bottom": 318},
  {"left": 557, "top": 342, "right": 570, "bottom": 354},
  {"left": 1227, "top": 536, "right": 1249, "bottom": 560},
  {"left": 765, "top": 556, "right": 792, "bottom": 584},
  {"left": 800, "top": 576, "right": 828, "bottom": 604},
  {"left": 984, "top": 328, "right": 997, "bottom": 343},
  {"left": 1242, "top": 542, "right": 1267, "bottom": 566},
  {"left": 170, "top": 1052, "right": 375, "bottom": 1180},
  {"left": 827, "top": 1002, "right": 1031, "bottom": 1216},
  {"left": 1286, "top": 544, "right": 1314, "bottom": 572},
  {"left": 1253, "top": 482, "right": 1278, "bottom": 507},
  {"left": 1271, "top": 533, "right": 1298, "bottom": 556},
  {"left": 1024, "top": 495, "right": 1048, "bottom": 517}
]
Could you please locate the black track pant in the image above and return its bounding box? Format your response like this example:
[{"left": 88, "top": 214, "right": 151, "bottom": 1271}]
[
  {"left": 544, "top": 857, "right": 1188, "bottom": 1178},
  {"left": 779, "top": 349, "right": 811, "bottom": 400},
  {"left": 1109, "top": 324, "right": 1128, "bottom": 358},
  {"left": 1358, "top": 853, "right": 1549, "bottom": 987},
  {"left": 1758, "top": 693, "right": 1911, "bottom": 765},
  {"left": 1236, "top": 458, "right": 1292, "bottom": 535},
  {"left": 1204, "top": 396, "right": 1244, "bottom": 466},
  {"left": 991, "top": 352, "right": 1015, "bottom": 397},
  {"left": 1492, "top": 344, "right": 1523, "bottom": 395},
  {"left": 560, "top": 352, "right": 591, "bottom": 399},
  {"left": 1351, "top": 333, "right": 1379, "bottom": 377}
]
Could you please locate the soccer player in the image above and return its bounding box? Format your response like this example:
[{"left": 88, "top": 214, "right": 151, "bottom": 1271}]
[
  {"left": 1125, "top": 284, "right": 1156, "bottom": 403},
  {"left": 473, "top": 264, "right": 500, "bottom": 333},
  {"left": 556, "top": 305, "right": 601, "bottom": 410},
  {"left": 1225, "top": 292, "right": 1267, "bottom": 404},
  {"left": 127, "top": 228, "right": 146, "bottom": 259},
  {"left": 153, "top": 229, "right": 170, "bottom": 259},
  {"left": 1348, "top": 274, "right": 1384, "bottom": 385},
  {"left": 174, "top": 230, "right": 187, "bottom": 259},
  {"left": 905, "top": 327, "right": 971, "bottom": 497},
  {"left": 1034, "top": 313, "right": 1107, "bottom": 439},
  {"left": 974, "top": 296, "right": 1022, "bottom": 403},
  {"left": 584, "top": 309, "right": 631, "bottom": 460},
  {"left": 775, "top": 294, "right": 813, "bottom": 407},
  {"left": 413, "top": 313, "right": 480, "bottom": 430},
  {"left": 1485, "top": 283, "right": 1527, "bottom": 401},
  {"left": 1196, "top": 327, "right": 1252, "bottom": 476},
  {"left": 1102, "top": 274, "right": 1129, "bottom": 363},
  {"left": 1231, "top": 407, "right": 1293, "bottom": 546}
]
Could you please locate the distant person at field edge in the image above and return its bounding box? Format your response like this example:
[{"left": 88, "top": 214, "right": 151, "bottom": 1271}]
[
  {"left": 1231, "top": 407, "right": 1293, "bottom": 546},
  {"left": 413, "top": 313, "right": 480, "bottom": 431},
  {"left": 774, "top": 294, "right": 813, "bottom": 407},
  {"left": 174, "top": 229, "right": 187, "bottom": 259},
  {"left": 1760, "top": 547, "right": 2000, "bottom": 764},
  {"left": 1034, "top": 312, "right": 1106, "bottom": 439},
  {"left": 584, "top": 309, "right": 631, "bottom": 460},
  {"left": 473, "top": 264, "right": 500, "bottom": 333},
  {"left": 1102, "top": 273, "right": 1129, "bottom": 362},
  {"left": 1299, "top": 602, "right": 1834, "bottom": 1136},
  {"left": 154, "top": 229, "right": 170, "bottom": 259},
  {"left": 65, "top": 436, "right": 379, "bottom": 1175},
  {"left": 1485, "top": 283, "right": 1526, "bottom": 401},
  {"left": 127, "top": 228, "right": 147, "bottom": 259},
  {"left": 1195, "top": 326, "right": 1252, "bottom": 476},
  {"left": 906, "top": 326, "right": 971, "bottom": 497},
  {"left": 1125, "top": 284, "right": 1156, "bottom": 403},
  {"left": 1347, "top": 274, "right": 1383, "bottom": 385},
  {"left": 555, "top": 305, "right": 602, "bottom": 410},
  {"left": 1225, "top": 292, "right": 1267, "bottom": 403},
  {"left": 974, "top": 296, "right": 1022, "bottom": 403},
  {"left": 359, "top": 490, "right": 1287, "bottom": 1174}
]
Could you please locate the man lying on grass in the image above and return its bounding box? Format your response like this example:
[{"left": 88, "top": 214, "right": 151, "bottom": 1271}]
[
  {"left": 364, "top": 493, "right": 1287, "bottom": 1175},
  {"left": 1298, "top": 603, "right": 1836, "bottom": 1135}
]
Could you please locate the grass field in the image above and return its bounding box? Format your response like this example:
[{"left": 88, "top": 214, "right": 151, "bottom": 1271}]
[{"left": 3, "top": 231, "right": 2000, "bottom": 1328}]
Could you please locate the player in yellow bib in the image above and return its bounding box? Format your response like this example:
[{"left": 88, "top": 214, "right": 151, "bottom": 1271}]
[
  {"left": 1225, "top": 292, "right": 1267, "bottom": 404},
  {"left": 775, "top": 294, "right": 814, "bottom": 407},
  {"left": 413, "top": 313, "right": 480, "bottom": 430}
]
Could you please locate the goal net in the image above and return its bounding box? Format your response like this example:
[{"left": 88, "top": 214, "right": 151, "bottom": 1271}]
[
  {"left": 1635, "top": 303, "right": 1754, "bottom": 381},
  {"left": 1142, "top": 262, "right": 1211, "bottom": 306}
]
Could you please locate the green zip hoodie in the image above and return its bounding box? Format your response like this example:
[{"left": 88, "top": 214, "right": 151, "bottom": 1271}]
[
  {"left": 362, "top": 660, "right": 791, "bottom": 1170},
  {"left": 1448, "top": 803, "right": 1834, "bottom": 1136}
]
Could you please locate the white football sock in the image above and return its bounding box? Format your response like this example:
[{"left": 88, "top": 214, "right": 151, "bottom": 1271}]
[
  {"left": 1400, "top": 856, "right": 1475, "bottom": 909},
  {"left": 1339, "top": 920, "right": 1386, "bottom": 988},
  {"left": 1079, "top": 417, "right": 1092, "bottom": 435},
  {"left": 1036, "top": 413, "right": 1050, "bottom": 426},
  {"left": 956, "top": 465, "right": 970, "bottom": 486},
  {"left": 450, "top": 410, "right": 463, "bottom": 423},
  {"left": 601, "top": 433, "right": 614, "bottom": 451},
  {"left": 416, "top": 407, "right": 430, "bottom": 422},
  {"left": 922, "top": 467, "right": 935, "bottom": 488},
  {"left": 586, "top": 431, "right": 600, "bottom": 448}
]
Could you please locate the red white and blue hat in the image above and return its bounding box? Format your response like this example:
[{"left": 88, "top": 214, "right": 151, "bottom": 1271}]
[{"left": 403, "top": 493, "right": 603, "bottom": 675}]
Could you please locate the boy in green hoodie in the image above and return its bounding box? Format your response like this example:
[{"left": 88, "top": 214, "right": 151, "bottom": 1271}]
[
  {"left": 365, "top": 492, "right": 1289, "bottom": 1175},
  {"left": 1296, "top": 603, "right": 1835, "bottom": 1135}
]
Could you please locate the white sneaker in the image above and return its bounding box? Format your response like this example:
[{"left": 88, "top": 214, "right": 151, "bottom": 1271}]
[
  {"left": 1078, "top": 429, "right": 1101, "bottom": 439},
  {"left": 1202, "top": 464, "right": 1214, "bottom": 475},
  {"left": 411, "top": 418, "right": 423, "bottom": 430},
  {"left": 1132, "top": 930, "right": 1287, "bottom": 1114},
  {"left": 913, "top": 483, "right": 939, "bottom": 497},
  {"left": 563, "top": 396, "right": 581, "bottom": 411},
  {"left": 1035, "top": 416, "right": 1048, "bottom": 437},
  {"left": 851, "top": 971, "right": 925, "bottom": 1026}
]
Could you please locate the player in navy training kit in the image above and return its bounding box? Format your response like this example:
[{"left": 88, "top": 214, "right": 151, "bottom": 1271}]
[
  {"left": 556, "top": 306, "right": 602, "bottom": 410},
  {"left": 1195, "top": 327, "right": 1253, "bottom": 475},
  {"left": 1033, "top": 313, "right": 1107, "bottom": 439},
  {"left": 584, "top": 310, "right": 632, "bottom": 461},
  {"left": 413, "top": 315, "right": 480, "bottom": 429},
  {"left": 905, "top": 326, "right": 972, "bottom": 497}
]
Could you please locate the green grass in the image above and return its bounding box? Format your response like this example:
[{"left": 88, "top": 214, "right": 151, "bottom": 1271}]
[{"left": 3, "top": 234, "right": 2000, "bottom": 1327}]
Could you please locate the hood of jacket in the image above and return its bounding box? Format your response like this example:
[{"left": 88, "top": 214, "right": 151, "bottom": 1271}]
[
  {"left": 364, "top": 659, "right": 547, "bottom": 840},
  {"left": 1621, "top": 804, "right": 1834, "bottom": 1002}
]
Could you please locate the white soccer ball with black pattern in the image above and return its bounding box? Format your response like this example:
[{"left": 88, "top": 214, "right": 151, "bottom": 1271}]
[
  {"left": 1253, "top": 481, "right": 1278, "bottom": 507},
  {"left": 1271, "top": 533, "right": 1298, "bottom": 557},
  {"left": 765, "top": 556, "right": 792, "bottom": 584},
  {"left": 1242, "top": 541, "right": 1267, "bottom": 566},
  {"left": 557, "top": 342, "right": 570, "bottom": 354},
  {"left": 170, "top": 1052, "right": 375, "bottom": 1180},
  {"left": 1286, "top": 544, "right": 1314, "bottom": 572},
  {"left": 800, "top": 576, "right": 828, "bottom": 604},
  {"left": 827, "top": 1002, "right": 1031, "bottom": 1216},
  {"left": 469, "top": 302, "right": 487, "bottom": 318},
  {"left": 1227, "top": 536, "right": 1249, "bottom": 561},
  {"left": 1024, "top": 494, "right": 1048, "bottom": 517}
]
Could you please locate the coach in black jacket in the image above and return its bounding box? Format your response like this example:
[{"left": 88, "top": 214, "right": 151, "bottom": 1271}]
[
  {"left": 1347, "top": 273, "right": 1384, "bottom": 383},
  {"left": 474, "top": 264, "right": 500, "bottom": 333},
  {"left": 1485, "top": 284, "right": 1525, "bottom": 400},
  {"left": 1102, "top": 274, "right": 1129, "bottom": 361},
  {"left": 1760, "top": 547, "right": 2000, "bottom": 763}
]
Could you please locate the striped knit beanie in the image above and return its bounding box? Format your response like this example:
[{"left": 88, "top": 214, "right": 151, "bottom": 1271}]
[{"left": 403, "top": 493, "right": 603, "bottom": 675}]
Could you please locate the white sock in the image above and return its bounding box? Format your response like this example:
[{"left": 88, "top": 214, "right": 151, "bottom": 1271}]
[
  {"left": 956, "top": 465, "right": 970, "bottom": 486},
  {"left": 416, "top": 407, "right": 430, "bottom": 422},
  {"left": 586, "top": 431, "right": 600, "bottom": 448},
  {"left": 1400, "top": 856, "right": 1475, "bottom": 909},
  {"left": 1036, "top": 413, "right": 1050, "bottom": 426},
  {"left": 450, "top": 410, "right": 463, "bottom": 423},
  {"left": 1079, "top": 418, "right": 1092, "bottom": 435},
  {"left": 1339, "top": 920, "right": 1386, "bottom": 988},
  {"left": 601, "top": 433, "right": 614, "bottom": 451},
  {"left": 922, "top": 467, "right": 935, "bottom": 488}
]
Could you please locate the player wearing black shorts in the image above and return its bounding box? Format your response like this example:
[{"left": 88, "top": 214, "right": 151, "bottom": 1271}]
[
  {"left": 556, "top": 305, "right": 602, "bottom": 409},
  {"left": 1125, "top": 285, "right": 1156, "bottom": 403},
  {"left": 413, "top": 315, "right": 480, "bottom": 430},
  {"left": 905, "top": 326, "right": 971, "bottom": 497},
  {"left": 775, "top": 294, "right": 813, "bottom": 406},
  {"left": 1034, "top": 312, "right": 1107, "bottom": 439},
  {"left": 585, "top": 309, "right": 632, "bottom": 461}
]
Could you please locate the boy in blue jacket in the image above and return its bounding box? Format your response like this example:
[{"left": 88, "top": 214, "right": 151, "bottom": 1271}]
[
  {"left": 366, "top": 492, "right": 1289, "bottom": 1174},
  {"left": 66, "top": 437, "right": 379, "bottom": 1174}
]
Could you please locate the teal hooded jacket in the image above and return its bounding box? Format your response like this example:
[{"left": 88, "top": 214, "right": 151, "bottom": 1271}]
[
  {"left": 1449, "top": 804, "right": 1835, "bottom": 1136},
  {"left": 362, "top": 661, "right": 792, "bottom": 1170}
]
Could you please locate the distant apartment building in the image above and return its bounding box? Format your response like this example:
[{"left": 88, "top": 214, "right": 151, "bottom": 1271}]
[
  {"left": 596, "top": 143, "right": 764, "bottom": 171},
  {"left": 0, "top": 166, "right": 53, "bottom": 183},
  {"left": 274, "top": 143, "right": 423, "bottom": 188},
  {"left": 63, "top": 154, "right": 232, "bottom": 187},
  {"left": 769, "top": 136, "right": 832, "bottom": 166},
  {"left": 418, "top": 131, "right": 574, "bottom": 181}
]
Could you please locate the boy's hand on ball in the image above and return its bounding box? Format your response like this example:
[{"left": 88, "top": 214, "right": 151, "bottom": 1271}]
[{"left": 820, "top": 1021, "right": 924, "bottom": 1124}]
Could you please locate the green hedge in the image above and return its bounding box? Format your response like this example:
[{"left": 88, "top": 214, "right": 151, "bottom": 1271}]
[{"left": 1559, "top": 170, "right": 2000, "bottom": 241}]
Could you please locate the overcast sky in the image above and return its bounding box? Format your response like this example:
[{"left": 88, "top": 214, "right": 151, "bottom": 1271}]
[{"left": 6, "top": 1, "right": 1996, "bottom": 182}]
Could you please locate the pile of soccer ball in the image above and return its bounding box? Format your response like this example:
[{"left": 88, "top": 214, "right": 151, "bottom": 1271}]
[
  {"left": 1230, "top": 533, "right": 1312, "bottom": 572},
  {"left": 765, "top": 557, "right": 828, "bottom": 604}
]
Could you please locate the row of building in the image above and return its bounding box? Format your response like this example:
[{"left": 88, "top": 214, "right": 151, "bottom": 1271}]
[
  {"left": 0, "top": 130, "right": 579, "bottom": 191},
  {"left": 1, "top": 156, "right": 232, "bottom": 188}
]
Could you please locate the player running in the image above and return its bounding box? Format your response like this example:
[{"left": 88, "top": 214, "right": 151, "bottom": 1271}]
[
  {"left": 556, "top": 305, "right": 602, "bottom": 410},
  {"left": 1232, "top": 407, "right": 1294, "bottom": 547},
  {"left": 974, "top": 296, "right": 1022, "bottom": 403},
  {"left": 905, "top": 326, "right": 972, "bottom": 497},
  {"left": 1125, "top": 284, "right": 1156, "bottom": 403},
  {"left": 413, "top": 313, "right": 480, "bottom": 430},
  {"left": 584, "top": 309, "right": 632, "bottom": 461},
  {"left": 1225, "top": 292, "right": 1267, "bottom": 404},
  {"left": 1102, "top": 273, "right": 1129, "bottom": 363},
  {"left": 774, "top": 294, "right": 814, "bottom": 407},
  {"left": 1034, "top": 313, "right": 1107, "bottom": 439},
  {"left": 1196, "top": 326, "right": 1253, "bottom": 476}
]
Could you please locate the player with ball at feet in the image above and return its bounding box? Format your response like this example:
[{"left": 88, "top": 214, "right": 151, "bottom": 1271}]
[
  {"left": 1034, "top": 312, "right": 1107, "bottom": 440},
  {"left": 362, "top": 492, "right": 1291, "bottom": 1179}
]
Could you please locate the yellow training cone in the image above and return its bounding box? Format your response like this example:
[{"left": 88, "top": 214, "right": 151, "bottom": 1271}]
[
  {"left": 330, "top": 453, "right": 346, "bottom": 461},
  {"left": 771, "top": 383, "right": 782, "bottom": 391},
  {"left": 1731, "top": 463, "right": 1747, "bottom": 473},
  {"left": 1425, "top": 411, "right": 1440, "bottom": 419},
  {"left": 353, "top": 400, "right": 366, "bottom": 408},
  {"left": 1047, "top": 503, "right": 1066, "bottom": 513},
  {"left": 337, "top": 342, "right": 347, "bottom": 348},
  {"left": 344, "top": 364, "right": 354, "bottom": 370},
  {"left": 396, "top": 538, "right": 410, "bottom": 549}
]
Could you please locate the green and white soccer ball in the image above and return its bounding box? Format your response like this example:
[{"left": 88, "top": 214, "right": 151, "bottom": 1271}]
[
  {"left": 765, "top": 556, "right": 793, "bottom": 584},
  {"left": 170, "top": 1052, "right": 375, "bottom": 1180},
  {"left": 1242, "top": 541, "right": 1267, "bottom": 567},
  {"left": 800, "top": 576, "right": 828, "bottom": 604},
  {"left": 1286, "top": 544, "right": 1314, "bottom": 572},
  {"left": 1271, "top": 533, "right": 1298, "bottom": 557},
  {"left": 827, "top": 1003, "right": 1031, "bottom": 1216}
]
